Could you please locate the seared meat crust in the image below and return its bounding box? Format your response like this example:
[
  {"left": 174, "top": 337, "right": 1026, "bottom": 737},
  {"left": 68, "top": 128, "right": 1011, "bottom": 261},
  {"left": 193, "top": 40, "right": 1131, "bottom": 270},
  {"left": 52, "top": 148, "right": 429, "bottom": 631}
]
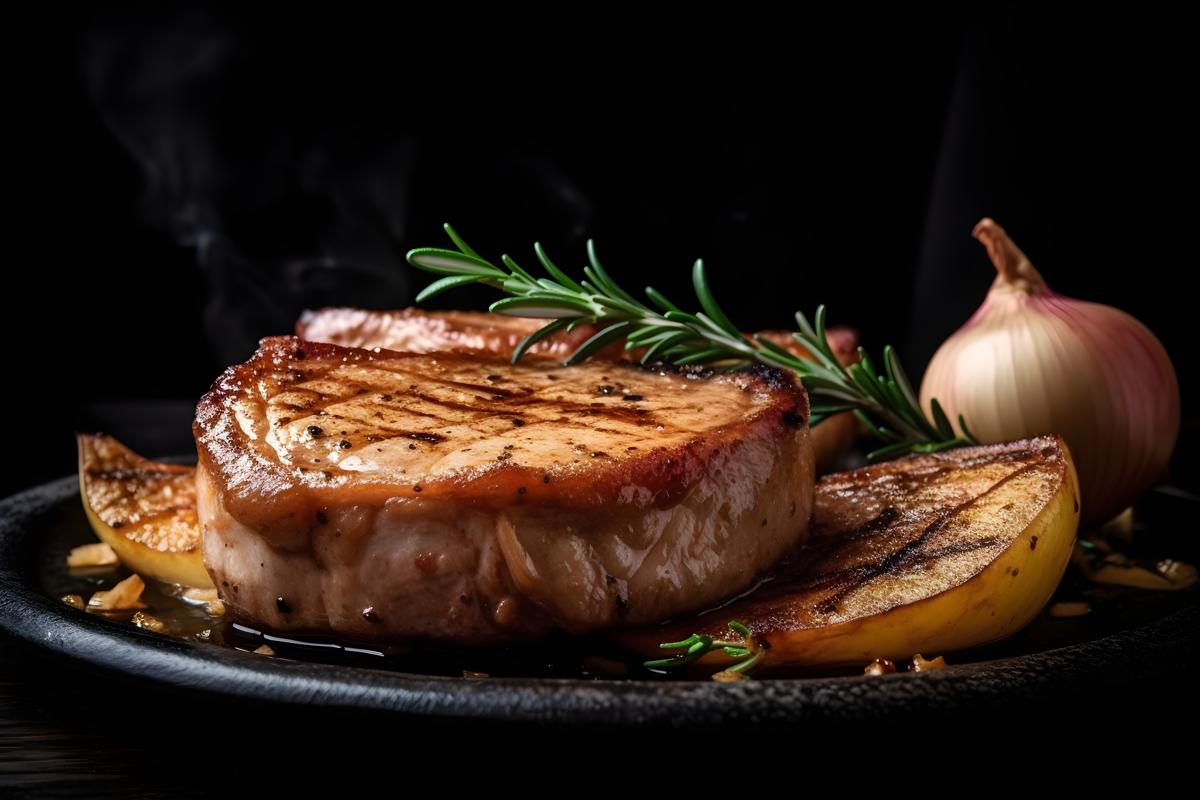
[
  {"left": 194, "top": 336, "right": 814, "bottom": 643},
  {"left": 297, "top": 307, "right": 859, "bottom": 471}
]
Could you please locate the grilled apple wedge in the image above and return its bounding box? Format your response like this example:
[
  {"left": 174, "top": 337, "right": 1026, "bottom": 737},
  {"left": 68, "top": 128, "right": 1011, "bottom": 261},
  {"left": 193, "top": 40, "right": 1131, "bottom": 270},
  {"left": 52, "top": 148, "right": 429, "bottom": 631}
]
[
  {"left": 623, "top": 436, "right": 1080, "bottom": 670},
  {"left": 77, "top": 434, "right": 212, "bottom": 589}
]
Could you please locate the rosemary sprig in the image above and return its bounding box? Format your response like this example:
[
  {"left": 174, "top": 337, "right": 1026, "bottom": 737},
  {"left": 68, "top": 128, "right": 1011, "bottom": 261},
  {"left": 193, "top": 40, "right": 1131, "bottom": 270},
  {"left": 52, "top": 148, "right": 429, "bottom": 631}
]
[
  {"left": 407, "top": 224, "right": 977, "bottom": 458},
  {"left": 644, "top": 620, "right": 763, "bottom": 679}
]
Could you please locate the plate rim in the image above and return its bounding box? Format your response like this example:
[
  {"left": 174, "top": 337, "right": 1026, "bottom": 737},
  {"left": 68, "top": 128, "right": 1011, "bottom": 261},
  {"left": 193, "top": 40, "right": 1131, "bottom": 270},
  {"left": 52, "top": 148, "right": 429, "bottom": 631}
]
[{"left": 2, "top": 474, "right": 1195, "bottom": 725}]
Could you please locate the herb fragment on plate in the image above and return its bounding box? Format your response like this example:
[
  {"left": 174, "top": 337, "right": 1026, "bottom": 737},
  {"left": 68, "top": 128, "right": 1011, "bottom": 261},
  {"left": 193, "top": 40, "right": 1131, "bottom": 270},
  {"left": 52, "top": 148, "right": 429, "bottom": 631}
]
[
  {"left": 408, "top": 224, "right": 976, "bottom": 459},
  {"left": 643, "top": 620, "right": 764, "bottom": 680}
]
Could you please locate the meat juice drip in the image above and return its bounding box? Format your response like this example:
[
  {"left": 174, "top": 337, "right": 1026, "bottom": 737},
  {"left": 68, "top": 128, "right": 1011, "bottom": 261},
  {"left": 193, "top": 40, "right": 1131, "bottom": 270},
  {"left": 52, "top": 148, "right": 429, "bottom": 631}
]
[{"left": 37, "top": 493, "right": 1197, "bottom": 680}]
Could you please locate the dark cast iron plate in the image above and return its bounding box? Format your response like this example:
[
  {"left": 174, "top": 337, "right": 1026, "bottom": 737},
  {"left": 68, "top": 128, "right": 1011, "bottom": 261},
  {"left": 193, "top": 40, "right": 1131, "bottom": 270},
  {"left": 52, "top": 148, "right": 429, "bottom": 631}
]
[{"left": 2, "top": 474, "right": 1196, "bottom": 728}]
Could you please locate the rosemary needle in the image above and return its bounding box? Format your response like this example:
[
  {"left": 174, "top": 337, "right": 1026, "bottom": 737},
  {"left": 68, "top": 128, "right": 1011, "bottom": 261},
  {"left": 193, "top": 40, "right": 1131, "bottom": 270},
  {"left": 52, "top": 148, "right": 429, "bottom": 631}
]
[
  {"left": 407, "top": 224, "right": 976, "bottom": 459},
  {"left": 644, "top": 620, "right": 763, "bottom": 679}
]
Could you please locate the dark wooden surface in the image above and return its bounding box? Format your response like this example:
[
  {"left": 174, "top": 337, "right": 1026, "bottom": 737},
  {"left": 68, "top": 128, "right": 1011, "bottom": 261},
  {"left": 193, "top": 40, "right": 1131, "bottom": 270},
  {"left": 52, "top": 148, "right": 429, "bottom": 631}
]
[
  {"left": 3, "top": 627, "right": 1196, "bottom": 796},
  {"left": 1, "top": 633, "right": 199, "bottom": 797},
  {"left": 0, "top": 630, "right": 541, "bottom": 795}
]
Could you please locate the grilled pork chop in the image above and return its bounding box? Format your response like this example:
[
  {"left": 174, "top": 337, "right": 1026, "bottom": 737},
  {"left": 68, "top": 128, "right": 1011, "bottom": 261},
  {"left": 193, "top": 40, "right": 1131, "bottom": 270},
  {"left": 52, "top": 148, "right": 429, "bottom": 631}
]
[
  {"left": 194, "top": 336, "right": 814, "bottom": 644},
  {"left": 297, "top": 307, "right": 859, "bottom": 471}
]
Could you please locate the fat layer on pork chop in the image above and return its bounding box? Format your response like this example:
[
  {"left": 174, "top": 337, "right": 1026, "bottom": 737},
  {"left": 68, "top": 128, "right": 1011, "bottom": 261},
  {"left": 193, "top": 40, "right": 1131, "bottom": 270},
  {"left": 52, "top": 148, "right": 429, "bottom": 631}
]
[{"left": 194, "top": 336, "right": 814, "bottom": 644}]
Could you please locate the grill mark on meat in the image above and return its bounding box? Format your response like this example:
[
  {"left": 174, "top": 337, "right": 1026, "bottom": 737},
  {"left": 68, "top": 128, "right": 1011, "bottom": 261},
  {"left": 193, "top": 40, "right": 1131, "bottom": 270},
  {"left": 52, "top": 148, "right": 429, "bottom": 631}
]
[
  {"left": 392, "top": 387, "right": 662, "bottom": 427},
  {"left": 324, "top": 405, "right": 458, "bottom": 426},
  {"left": 299, "top": 387, "right": 666, "bottom": 439},
  {"left": 400, "top": 391, "right": 502, "bottom": 416},
  {"left": 401, "top": 431, "right": 447, "bottom": 443},
  {"left": 285, "top": 413, "right": 462, "bottom": 444},
  {"left": 344, "top": 362, "right": 671, "bottom": 422},
  {"left": 197, "top": 337, "right": 808, "bottom": 511},
  {"left": 276, "top": 333, "right": 816, "bottom": 451},
  {"left": 428, "top": 378, "right": 522, "bottom": 397}
]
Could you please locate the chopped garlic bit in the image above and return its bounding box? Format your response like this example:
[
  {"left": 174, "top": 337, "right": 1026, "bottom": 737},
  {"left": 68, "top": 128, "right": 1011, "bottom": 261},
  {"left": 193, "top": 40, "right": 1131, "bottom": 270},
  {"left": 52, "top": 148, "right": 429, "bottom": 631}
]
[
  {"left": 181, "top": 587, "right": 219, "bottom": 604},
  {"left": 60, "top": 594, "right": 85, "bottom": 610},
  {"left": 1074, "top": 538, "right": 1196, "bottom": 591},
  {"left": 1157, "top": 559, "right": 1198, "bottom": 589},
  {"left": 910, "top": 654, "right": 948, "bottom": 672},
  {"left": 864, "top": 658, "right": 897, "bottom": 676},
  {"left": 205, "top": 600, "right": 226, "bottom": 617},
  {"left": 1091, "top": 555, "right": 1190, "bottom": 590},
  {"left": 1049, "top": 601, "right": 1091, "bottom": 618},
  {"left": 712, "top": 670, "right": 748, "bottom": 683},
  {"left": 131, "top": 611, "right": 168, "bottom": 633},
  {"left": 253, "top": 644, "right": 275, "bottom": 656},
  {"left": 88, "top": 574, "right": 148, "bottom": 612},
  {"left": 67, "top": 542, "right": 118, "bottom": 568}
]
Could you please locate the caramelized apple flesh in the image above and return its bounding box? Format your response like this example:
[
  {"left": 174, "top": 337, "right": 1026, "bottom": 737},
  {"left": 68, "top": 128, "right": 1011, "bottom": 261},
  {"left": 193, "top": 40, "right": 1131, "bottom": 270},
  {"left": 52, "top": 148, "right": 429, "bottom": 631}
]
[{"left": 76, "top": 434, "right": 213, "bottom": 589}]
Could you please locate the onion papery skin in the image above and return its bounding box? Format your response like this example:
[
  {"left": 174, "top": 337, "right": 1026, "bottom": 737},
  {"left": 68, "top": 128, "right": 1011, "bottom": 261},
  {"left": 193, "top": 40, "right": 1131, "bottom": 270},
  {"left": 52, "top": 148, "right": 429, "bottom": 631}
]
[{"left": 920, "top": 220, "right": 1179, "bottom": 527}]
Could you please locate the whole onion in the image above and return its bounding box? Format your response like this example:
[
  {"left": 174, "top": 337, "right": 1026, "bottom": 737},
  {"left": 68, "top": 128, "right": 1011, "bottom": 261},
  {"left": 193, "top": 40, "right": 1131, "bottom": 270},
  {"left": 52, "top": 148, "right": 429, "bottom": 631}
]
[{"left": 920, "top": 218, "right": 1179, "bottom": 526}]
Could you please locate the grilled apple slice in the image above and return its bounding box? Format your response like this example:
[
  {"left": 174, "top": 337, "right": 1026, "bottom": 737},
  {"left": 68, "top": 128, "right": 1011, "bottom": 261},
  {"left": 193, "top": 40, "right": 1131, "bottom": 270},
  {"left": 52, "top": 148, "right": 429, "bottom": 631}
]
[
  {"left": 624, "top": 436, "right": 1080, "bottom": 670},
  {"left": 77, "top": 434, "right": 212, "bottom": 589}
]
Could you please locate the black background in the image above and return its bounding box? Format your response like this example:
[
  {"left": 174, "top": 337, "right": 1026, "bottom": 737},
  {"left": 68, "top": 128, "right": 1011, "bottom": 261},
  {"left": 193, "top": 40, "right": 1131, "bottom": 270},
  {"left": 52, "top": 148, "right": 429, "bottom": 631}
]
[
  {"left": 2, "top": 6, "right": 1197, "bottom": 787},
  {"left": 8, "top": 6, "right": 1196, "bottom": 493}
]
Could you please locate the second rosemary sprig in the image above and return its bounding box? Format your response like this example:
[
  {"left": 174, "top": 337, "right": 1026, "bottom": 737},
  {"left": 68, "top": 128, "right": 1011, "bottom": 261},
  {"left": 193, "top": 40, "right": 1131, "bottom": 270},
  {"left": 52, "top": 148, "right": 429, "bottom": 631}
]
[
  {"left": 644, "top": 620, "right": 764, "bottom": 680},
  {"left": 407, "top": 224, "right": 976, "bottom": 459}
]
